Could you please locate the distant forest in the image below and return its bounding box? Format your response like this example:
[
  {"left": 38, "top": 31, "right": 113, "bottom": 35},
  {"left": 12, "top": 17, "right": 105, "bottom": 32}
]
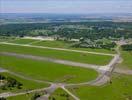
[{"left": 0, "top": 22, "right": 132, "bottom": 40}]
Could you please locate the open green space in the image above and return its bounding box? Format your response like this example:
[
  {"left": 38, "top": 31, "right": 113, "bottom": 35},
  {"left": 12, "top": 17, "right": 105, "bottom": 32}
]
[
  {"left": 31, "top": 40, "right": 116, "bottom": 54},
  {"left": 118, "top": 51, "right": 132, "bottom": 69},
  {"left": 0, "top": 55, "right": 98, "bottom": 84},
  {"left": 68, "top": 74, "right": 132, "bottom": 100},
  {"left": 7, "top": 39, "right": 38, "bottom": 44},
  {"left": 7, "top": 91, "right": 45, "bottom": 100},
  {"left": 32, "top": 40, "right": 74, "bottom": 48},
  {"left": 49, "top": 88, "right": 74, "bottom": 100},
  {"left": 0, "top": 36, "right": 16, "bottom": 42},
  {"left": 0, "top": 44, "right": 113, "bottom": 65},
  {"left": 7, "top": 93, "right": 34, "bottom": 100},
  {"left": 0, "top": 73, "right": 48, "bottom": 94},
  {"left": 4, "top": 38, "right": 116, "bottom": 54}
]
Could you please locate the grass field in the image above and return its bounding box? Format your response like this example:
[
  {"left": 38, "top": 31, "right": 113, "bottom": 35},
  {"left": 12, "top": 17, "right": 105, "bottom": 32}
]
[
  {"left": 0, "top": 73, "right": 48, "bottom": 94},
  {"left": 7, "top": 39, "right": 38, "bottom": 44},
  {"left": 0, "top": 44, "right": 113, "bottom": 65},
  {"left": 118, "top": 51, "right": 132, "bottom": 69},
  {"left": 7, "top": 93, "right": 34, "bottom": 100},
  {"left": 29, "top": 40, "right": 116, "bottom": 54},
  {"left": 0, "top": 55, "right": 98, "bottom": 83},
  {"left": 0, "top": 36, "right": 16, "bottom": 42},
  {"left": 49, "top": 88, "right": 74, "bottom": 100},
  {"left": 68, "top": 74, "right": 132, "bottom": 100},
  {"left": 6, "top": 39, "right": 116, "bottom": 54},
  {"left": 32, "top": 40, "right": 74, "bottom": 48}
]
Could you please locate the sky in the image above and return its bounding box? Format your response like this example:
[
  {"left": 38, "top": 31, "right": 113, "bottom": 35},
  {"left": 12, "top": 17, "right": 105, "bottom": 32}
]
[{"left": 0, "top": 0, "right": 132, "bottom": 14}]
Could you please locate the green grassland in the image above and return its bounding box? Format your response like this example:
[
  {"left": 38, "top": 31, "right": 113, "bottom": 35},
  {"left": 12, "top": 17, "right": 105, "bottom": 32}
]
[
  {"left": 68, "top": 74, "right": 132, "bottom": 100},
  {"left": 0, "top": 44, "right": 112, "bottom": 65},
  {"left": 31, "top": 40, "right": 116, "bottom": 54},
  {"left": 6, "top": 39, "right": 116, "bottom": 54},
  {"left": 32, "top": 40, "right": 74, "bottom": 48},
  {"left": 0, "top": 36, "right": 16, "bottom": 42},
  {"left": 49, "top": 88, "right": 74, "bottom": 100},
  {"left": 7, "top": 39, "right": 38, "bottom": 44},
  {"left": 7, "top": 93, "right": 34, "bottom": 100},
  {"left": 0, "top": 55, "right": 98, "bottom": 83},
  {"left": 0, "top": 73, "right": 48, "bottom": 94},
  {"left": 7, "top": 88, "right": 73, "bottom": 100},
  {"left": 118, "top": 51, "right": 132, "bottom": 69}
]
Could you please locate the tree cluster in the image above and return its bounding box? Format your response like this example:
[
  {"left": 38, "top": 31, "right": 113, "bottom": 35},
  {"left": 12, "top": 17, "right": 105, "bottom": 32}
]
[
  {"left": 72, "top": 38, "right": 116, "bottom": 50},
  {"left": 121, "top": 44, "right": 132, "bottom": 51},
  {"left": 0, "top": 22, "right": 132, "bottom": 40},
  {"left": 0, "top": 75, "right": 23, "bottom": 90}
]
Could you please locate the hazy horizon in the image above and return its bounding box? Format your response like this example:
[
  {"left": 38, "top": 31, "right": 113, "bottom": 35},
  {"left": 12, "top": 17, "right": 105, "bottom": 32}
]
[{"left": 1, "top": 0, "right": 132, "bottom": 14}]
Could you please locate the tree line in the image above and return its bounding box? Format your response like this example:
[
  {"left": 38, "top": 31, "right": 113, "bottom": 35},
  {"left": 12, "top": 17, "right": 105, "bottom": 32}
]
[{"left": 0, "top": 22, "right": 132, "bottom": 40}]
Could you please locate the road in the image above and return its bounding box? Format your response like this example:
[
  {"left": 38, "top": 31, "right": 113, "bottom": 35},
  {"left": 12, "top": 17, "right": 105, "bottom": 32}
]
[
  {"left": 62, "top": 86, "right": 80, "bottom": 100},
  {"left": 0, "top": 68, "right": 8, "bottom": 73},
  {"left": 114, "top": 68, "right": 132, "bottom": 75}
]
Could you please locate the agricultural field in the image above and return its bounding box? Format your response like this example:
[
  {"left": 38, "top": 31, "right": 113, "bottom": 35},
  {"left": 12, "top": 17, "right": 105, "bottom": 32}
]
[
  {"left": 68, "top": 74, "right": 132, "bottom": 100},
  {"left": 0, "top": 43, "right": 113, "bottom": 65},
  {"left": 0, "top": 55, "right": 98, "bottom": 84}
]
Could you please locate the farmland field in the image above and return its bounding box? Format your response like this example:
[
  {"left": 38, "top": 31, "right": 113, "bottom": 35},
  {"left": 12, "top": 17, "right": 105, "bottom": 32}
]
[
  {"left": 68, "top": 74, "right": 132, "bottom": 100},
  {"left": 0, "top": 43, "right": 113, "bottom": 65},
  {"left": 0, "top": 55, "right": 98, "bottom": 83}
]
